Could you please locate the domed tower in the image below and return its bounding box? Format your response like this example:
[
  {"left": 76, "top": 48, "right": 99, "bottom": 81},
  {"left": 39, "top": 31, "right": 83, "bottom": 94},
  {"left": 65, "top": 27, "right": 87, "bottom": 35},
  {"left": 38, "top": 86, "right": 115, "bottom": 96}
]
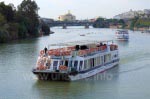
[{"left": 58, "top": 11, "right": 76, "bottom": 22}]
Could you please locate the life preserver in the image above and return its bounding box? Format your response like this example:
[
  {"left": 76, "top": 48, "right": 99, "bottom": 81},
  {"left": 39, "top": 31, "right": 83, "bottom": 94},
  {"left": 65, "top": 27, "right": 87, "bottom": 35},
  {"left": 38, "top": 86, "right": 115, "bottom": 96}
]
[
  {"left": 100, "top": 46, "right": 106, "bottom": 51},
  {"left": 48, "top": 50, "right": 52, "bottom": 55},
  {"left": 61, "top": 52, "right": 65, "bottom": 56},
  {"left": 59, "top": 65, "right": 68, "bottom": 71},
  {"left": 83, "top": 50, "right": 87, "bottom": 55},
  {"left": 38, "top": 65, "right": 47, "bottom": 70},
  {"left": 110, "top": 44, "right": 115, "bottom": 50},
  {"left": 67, "top": 46, "right": 75, "bottom": 50},
  {"left": 40, "top": 50, "right": 44, "bottom": 55},
  {"left": 65, "top": 51, "right": 70, "bottom": 56},
  {"left": 87, "top": 49, "right": 91, "bottom": 54},
  {"left": 78, "top": 51, "right": 83, "bottom": 56},
  {"left": 95, "top": 48, "right": 99, "bottom": 51},
  {"left": 55, "top": 52, "right": 60, "bottom": 56},
  {"left": 115, "top": 45, "right": 118, "bottom": 49}
]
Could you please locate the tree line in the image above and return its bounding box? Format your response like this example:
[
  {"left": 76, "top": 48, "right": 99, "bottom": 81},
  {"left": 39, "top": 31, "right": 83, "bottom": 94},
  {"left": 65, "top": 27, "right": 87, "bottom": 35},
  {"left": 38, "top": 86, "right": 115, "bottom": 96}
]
[
  {"left": 0, "top": 0, "right": 50, "bottom": 43},
  {"left": 130, "top": 17, "right": 150, "bottom": 30},
  {"left": 93, "top": 18, "right": 125, "bottom": 28},
  {"left": 93, "top": 17, "right": 150, "bottom": 30}
]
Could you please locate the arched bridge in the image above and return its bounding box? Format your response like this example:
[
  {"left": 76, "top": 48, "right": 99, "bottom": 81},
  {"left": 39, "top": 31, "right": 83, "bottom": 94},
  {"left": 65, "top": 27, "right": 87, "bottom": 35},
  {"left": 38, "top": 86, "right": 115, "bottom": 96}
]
[
  {"left": 40, "top": 18, "right": 94, "bottom": 27},
  {"left": 47, "top": 21, "right": 93, "bottom": 27}
]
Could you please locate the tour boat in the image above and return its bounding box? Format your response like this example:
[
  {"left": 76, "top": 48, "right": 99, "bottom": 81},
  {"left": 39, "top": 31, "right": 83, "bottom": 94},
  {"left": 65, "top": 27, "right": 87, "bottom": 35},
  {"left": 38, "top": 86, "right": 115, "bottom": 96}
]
[
  {"left": 80, "top": 34, "right": 86, "bottom": 36},
  {"left": 116, "top": 30, "right": 129, "bottom": 40},
  {"left": 32, "top": 40, "right": 119, "bottom": 81}
]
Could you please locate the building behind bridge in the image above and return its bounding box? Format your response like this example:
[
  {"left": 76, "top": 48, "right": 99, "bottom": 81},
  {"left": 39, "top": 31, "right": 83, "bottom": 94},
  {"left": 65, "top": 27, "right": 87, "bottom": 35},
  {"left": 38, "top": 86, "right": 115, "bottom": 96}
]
[{"left": 58, "top": 11, "right": 76, "bottom": 22}]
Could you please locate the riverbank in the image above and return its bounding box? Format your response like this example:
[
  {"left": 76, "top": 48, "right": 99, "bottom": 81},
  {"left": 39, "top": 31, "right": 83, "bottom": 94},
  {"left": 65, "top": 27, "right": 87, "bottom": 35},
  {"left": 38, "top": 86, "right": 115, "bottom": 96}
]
[
  {"left": 0, "top": 1, "right": 51, "bottom": 43},
  {"left": 93, "top": 17, "right": 150, "bottom": 31}
]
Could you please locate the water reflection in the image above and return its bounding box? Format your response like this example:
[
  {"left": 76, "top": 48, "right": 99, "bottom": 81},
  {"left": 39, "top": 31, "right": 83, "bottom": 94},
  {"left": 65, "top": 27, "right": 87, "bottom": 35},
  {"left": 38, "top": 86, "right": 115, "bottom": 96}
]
[
  {"left": 32, "top": 66, "right": 119, "bottom": 99},
  {"left": 1, "top": 27, "right": 150, "bottom": 99},
  {"left": 115, "top": 40, "right": 129, "bottom": 47},
  {"left": 0, "top": 38, "right": 39, "bottom": 72}
]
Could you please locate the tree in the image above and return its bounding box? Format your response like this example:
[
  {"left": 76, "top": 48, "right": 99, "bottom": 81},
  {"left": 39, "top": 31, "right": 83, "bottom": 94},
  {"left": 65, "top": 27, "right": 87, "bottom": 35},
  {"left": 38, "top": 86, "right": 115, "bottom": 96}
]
[
  {"left": 41, "top": 23, "right": 50, "bottom": 35},
  {"left": 135, "top": 18, "right": 150, "bottom": 28},
  {"left": 0, "top": 2, "right": 15, "bottom": 22},
  {"left": 0, "top": 30, "right": 9, "bottom": 43},
  {"left": 93, "top": 18, "right": 109, "bottom": 28},
  {"left": 17, "top": 0, "right": 39, "bottom": 36},
  {"left": 0, "top": 13, "right": 6, "bottom": 26},
  {"left": 18, "top": 22, "right": 27, "bottom": 38},
  {"left": 130, "top": 17, "right": 139, "bottom": 30},
  {"left": 0, "top": 0, "right": 43, "bottom": 43}
]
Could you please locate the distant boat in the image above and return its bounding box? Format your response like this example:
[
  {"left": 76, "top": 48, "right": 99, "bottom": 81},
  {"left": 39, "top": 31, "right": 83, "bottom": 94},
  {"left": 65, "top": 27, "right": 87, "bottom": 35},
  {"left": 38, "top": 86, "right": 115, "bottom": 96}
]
[
  {"left": 80, "top": 34, "right": 86, "bottom": 36},
  {"left": 85, "top": 24, "right": 89, "bottom": 29},
  {"left": 116, "top": 30, "right": 129, "bottom": 40},
  {"left": 50, "top": 31, "right": 55, "bottom": 34},
  {"left": 62, "top": 24, "right": 67, "bottom": 29}
]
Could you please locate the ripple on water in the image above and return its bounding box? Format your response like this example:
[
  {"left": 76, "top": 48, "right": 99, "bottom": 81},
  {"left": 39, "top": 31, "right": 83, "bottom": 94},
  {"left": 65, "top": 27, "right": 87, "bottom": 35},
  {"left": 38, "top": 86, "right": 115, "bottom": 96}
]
[{"left": 0, "top": 27, "right": 150, "bottom": 99}]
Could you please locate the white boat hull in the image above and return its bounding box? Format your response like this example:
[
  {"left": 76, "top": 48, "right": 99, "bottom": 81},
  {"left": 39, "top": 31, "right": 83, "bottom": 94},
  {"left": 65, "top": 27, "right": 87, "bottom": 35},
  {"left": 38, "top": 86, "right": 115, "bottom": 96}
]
[
  {"left": 69, "top": 60, "right": 119, "bottom": 81},
  {"left": 33, "top": 59, "right": 119, "bottom": 81},
  {"left": 116, "top": 30, "right": 129, "bottom": 40}
]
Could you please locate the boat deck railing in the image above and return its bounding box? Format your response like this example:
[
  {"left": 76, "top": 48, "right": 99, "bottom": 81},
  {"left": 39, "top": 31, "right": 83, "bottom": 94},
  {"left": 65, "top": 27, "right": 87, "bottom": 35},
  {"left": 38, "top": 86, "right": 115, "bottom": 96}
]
[{"left": 48, "top": 40, "right": 114, "bottom": 49}]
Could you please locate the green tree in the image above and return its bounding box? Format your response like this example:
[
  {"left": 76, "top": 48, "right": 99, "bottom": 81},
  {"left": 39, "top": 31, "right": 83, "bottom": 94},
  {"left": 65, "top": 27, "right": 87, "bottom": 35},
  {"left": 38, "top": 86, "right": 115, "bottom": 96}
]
[
  {"left": 0, "top": 13, "right": 6, "bottom": 26},
  {"left": 0, "top": 30, "right": 9, "bottom": 43},
  {"left": 130, "top": 17, "right": 139, "bottom": 30},
  {"left": 93, "top": 18, "right": 107, "bottom": 28},
  {"left": 18, "top": 0, "right": 39, "bottom": 36},
  {"left": 0, "top": 2, "right": 15, "bottom": 22},
  {"left": 41, "top": 24, "right": 50, "bottom": 35},
  {"left": 135, "top": 18, "right": 150, "bottom": 28}
]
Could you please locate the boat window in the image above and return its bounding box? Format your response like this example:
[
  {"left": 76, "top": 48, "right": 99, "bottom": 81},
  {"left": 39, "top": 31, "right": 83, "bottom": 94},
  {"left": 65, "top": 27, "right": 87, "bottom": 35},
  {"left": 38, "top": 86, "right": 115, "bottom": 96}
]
[
  {"left": 69, "top": 61, "right": 72, "bottom": 67},
  {"left": 60, "top": 61, "right": 64, "bottom": 65},
  {"left": 91, "top": 58, "right": 94, "bottom": 68},
  {"left": 96, "top": 57, "right": 99, "bottom": 66},
  {"left": 53, "top": 61, "right": 58, "bottom": 70},
  {"left": 64, "top": 60, "right": 68, "bottom": 66},
  {"left": 114, "top": 54, "right": 118, "bottom": 58},
  {"left": 79, "top": 61, "right": 83, "bottom": 71},
  {"left": 101, "top": 56, "right": 103, "bottom": 65},
  {"left": 74, "top": 60, "right": 78, "bottom": 69},
  {"left": 84, "top": 60, "right": 87, "bottom": 69},
  {"left": 99, "top": 56, "right": 102, "bottom": 65},
  {"left": 53, "top": 61, "right": 58, "bottom": 66},
  {"left": 94, "top": 58, "right": 96, "bottom": 67},
  {"left": 88, "top": 59, "right": 91, "bottom": 69},
  {"left": 104, "top": 54, "right": 111, "bottom": 63},
  {"left": 97, "top": 56, "right": 101, "bottom": 65},
  {"left": 118, "top": 32, "right": 122, "bottom": 34}
]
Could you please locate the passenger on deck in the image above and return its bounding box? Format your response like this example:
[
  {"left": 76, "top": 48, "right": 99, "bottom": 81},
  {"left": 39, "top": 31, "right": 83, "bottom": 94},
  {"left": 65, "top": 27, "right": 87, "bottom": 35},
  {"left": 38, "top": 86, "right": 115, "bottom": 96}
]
[
  {"left": 100, "top": 43, "right": 103, "bottom": 46},
  {"left": 97, "top": 43, "right": 103, "bottom": 47},
  {"left": 103, "top": 44, "right": 107, "bottom": 46},
  {"left": 44, "top": 47, "right": 48, "bottom": 55},
  {"left": 103, "top": 44, "right": 107, "bottom": 48}
]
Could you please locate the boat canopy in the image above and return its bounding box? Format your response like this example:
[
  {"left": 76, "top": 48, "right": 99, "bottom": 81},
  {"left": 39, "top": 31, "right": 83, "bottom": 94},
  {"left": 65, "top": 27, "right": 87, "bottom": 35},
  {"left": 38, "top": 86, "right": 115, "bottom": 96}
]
[
  {"left": 117, "top": 30, "right": 128, "bottom": 32},
  {"left": 48, "top": 40, "right": 114, "bottom": 49}
]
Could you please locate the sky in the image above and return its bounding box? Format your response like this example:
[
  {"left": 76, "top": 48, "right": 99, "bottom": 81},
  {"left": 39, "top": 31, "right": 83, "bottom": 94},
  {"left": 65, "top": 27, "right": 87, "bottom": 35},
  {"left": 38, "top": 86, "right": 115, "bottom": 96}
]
[{"left": 1, "top": 0, "right": 150, "bottom": 20}]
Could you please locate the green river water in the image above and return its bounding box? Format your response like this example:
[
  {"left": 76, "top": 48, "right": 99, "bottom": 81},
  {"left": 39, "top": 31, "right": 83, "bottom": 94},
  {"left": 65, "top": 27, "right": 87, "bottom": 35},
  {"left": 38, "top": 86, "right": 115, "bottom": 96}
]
[{"left": 0, "top": 27, "right": 150, "bottom": 99}]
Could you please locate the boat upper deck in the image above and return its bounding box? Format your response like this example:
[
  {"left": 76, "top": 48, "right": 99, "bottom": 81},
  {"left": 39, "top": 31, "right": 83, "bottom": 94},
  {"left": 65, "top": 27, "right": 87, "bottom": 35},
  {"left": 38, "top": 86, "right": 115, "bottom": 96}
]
[
  {"left": 116, "top": 30, "right": 129, "bottom": 34},
  {"left": 40, "top": 40, "right": 118, "bottom": 57}
]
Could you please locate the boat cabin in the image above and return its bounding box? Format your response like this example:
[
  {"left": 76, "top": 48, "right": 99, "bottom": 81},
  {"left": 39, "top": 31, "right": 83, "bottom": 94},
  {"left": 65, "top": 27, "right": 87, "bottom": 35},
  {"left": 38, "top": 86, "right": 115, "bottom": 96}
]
[{"left": 36, "top": 40, "right": 118, "bottom": 74}]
